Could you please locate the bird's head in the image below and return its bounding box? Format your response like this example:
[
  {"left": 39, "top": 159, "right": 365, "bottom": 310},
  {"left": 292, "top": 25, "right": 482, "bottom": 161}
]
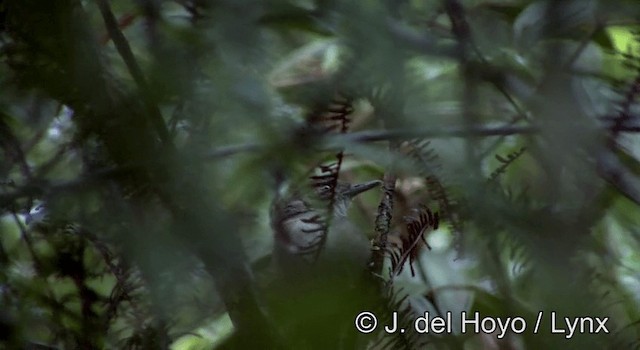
[
  {"left": 317, "top": 180, "right": 382, "bottom": 217},
  {"left": 25, "top": 202, "right": 49, "bottom": 227}
]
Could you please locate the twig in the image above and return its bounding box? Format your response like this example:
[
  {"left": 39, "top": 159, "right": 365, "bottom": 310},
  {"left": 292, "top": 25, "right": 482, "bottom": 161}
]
[
  {"left": 369, "top": 173, "right": 397, "bottom": 276},
  {"left": 338, "top": 125, "right": 535, "bottom": 143},
  {"left": 386, "top": 18, "right": 457, "bottom": 58},
  {"left": 564, "top": 23, "right": 602, "bottom": 71},
  {"left": 597, "top": 149, "right": 640, "bottom": 206},
  {"left": 203, "top": 125, "right": 536, "bottom": 160},
  {"left": 444, "top": 0, "right": 480, "bottom": 170},
  {"left": 96, "top": 0, "right": 173, "bottom": 148},
  {"left": 9, "top": 211, "right": 43, "bottom": 274},
  {"left": 203, "top": 122, "right": 639, "bottom": 160},
  {"left": 0, "top": 164, "right": 136, "bottom": 207},
  {"left": 201, "top": 143, "right": 261, "bottom": 160},
  {"left": 99, "top": 13, "right": 139, "bottom": 45},
  {"left": 0, "top": 112, "right": 32, "bottom": 181}
]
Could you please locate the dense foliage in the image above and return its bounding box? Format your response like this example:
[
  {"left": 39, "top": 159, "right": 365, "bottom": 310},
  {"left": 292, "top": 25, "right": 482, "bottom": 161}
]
[{"left": 2, "top": 0, "right": 640, "bottom": 349}]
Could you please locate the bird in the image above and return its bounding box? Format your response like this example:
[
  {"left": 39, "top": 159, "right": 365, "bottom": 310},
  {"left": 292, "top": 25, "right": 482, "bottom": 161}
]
[
  {"left": 267, "top": 179, "right": 381, "bottom": 348},
  {"left": 25, "top": 201, "right": 48, "bottom": 228},
  {"left": 25, "top": 202, "right": 88, "bottom": 243},
  {"left": 270, "top": 179, "right": 382, "bottom": 275}
]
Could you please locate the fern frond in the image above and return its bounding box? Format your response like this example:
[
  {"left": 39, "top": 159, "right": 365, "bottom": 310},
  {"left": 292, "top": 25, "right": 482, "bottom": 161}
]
[
  {"left": 372, "top": 286, "right": 431, "bottom": 349},
  {"left": 488, "top": 146, "right": 527, "bottom": 182},
  {"left": 402, "top": 139, "right": 464, "bottom": 257},
  {"left": 304, "top": 94, "right": 354, "bottom": 261},
  {"left": 387, "top": 206, "right": 439, "bottom": 277}
]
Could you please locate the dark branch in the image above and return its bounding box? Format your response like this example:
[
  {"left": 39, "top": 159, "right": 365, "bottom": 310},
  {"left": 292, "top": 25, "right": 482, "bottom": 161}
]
[
  {"left": 386, "top": 18, "right": 457, "bottom": 58},
  {"left": 202, "top": 143, "right": 262, "bottom": 160},
  {"left": 96, "top": 0, "right": 173, "bottom": 148},
  {"left": 337, "top": 125, "right": 536, "bottom": 143}
]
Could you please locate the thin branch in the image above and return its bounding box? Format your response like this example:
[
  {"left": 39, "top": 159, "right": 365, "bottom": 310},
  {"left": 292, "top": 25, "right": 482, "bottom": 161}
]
[
  {"left": 202, "top": 122, "right": 640, "bottom": 160},
  {"left": 10, "top": 210, "right": 44, "bottom": 274},
  {"left": 99, "top": 13, "right": 139, "bottom": 45},
  {"left": 203, "top": 125, "right": 536, "bottom": 160},
  {"left": 444, "top": 0, "right": 480, "bottom": 173},
  {"left": 386, "top": 18, "right": 457, "bottom": 58},
  {"left": 202, "top": 143, "right": 261, "bottom": 160},
  {"left": 598, "top": 149, "right": 640, "bottom": 206},
  {"left": 564, "top": 23, "right": 603, "bottom": 71},
  {"left": 96, "top": 0, "right": 173, "bottom": 148},
  {"left": 0, "top": 112, "right": 32, "bottom": 181},
  {"left": 369, "top": 173, "right": 397, "bottom": 276},
  {"left": 479, "top": 113, "right": 526, "bottom": 159},
  {"left": 337, "top": 125, "right": 536, "bottom": 143},
  {"left": 0, "top": 164, "right": 135, "bottom": 208},
  {"left": 3, "top": 121, "right": 640, "bottom": 208}
]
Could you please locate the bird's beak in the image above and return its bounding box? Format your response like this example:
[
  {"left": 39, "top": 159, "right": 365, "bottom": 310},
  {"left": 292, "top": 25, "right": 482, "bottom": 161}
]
[
  {"left": 343, "top": 180, "right": 382, "bottom": 198},
  {"left": 25, "top": 215, "right": 32, "bottom": 225}
]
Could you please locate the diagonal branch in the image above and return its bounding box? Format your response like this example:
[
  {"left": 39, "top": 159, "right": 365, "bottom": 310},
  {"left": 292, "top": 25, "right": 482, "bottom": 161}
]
[{"left": 96, "top": 0, "right": 173, "bottom": 148}]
